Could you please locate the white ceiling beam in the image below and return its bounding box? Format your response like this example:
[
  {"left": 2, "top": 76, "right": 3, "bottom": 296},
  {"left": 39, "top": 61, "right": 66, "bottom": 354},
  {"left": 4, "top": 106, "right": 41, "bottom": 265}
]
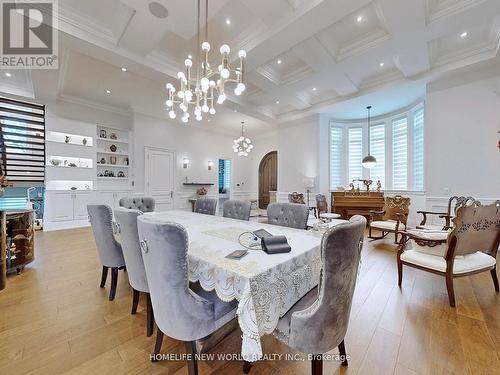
[{"left": 291, "top": 37, "right": 359, "bottom": 95}]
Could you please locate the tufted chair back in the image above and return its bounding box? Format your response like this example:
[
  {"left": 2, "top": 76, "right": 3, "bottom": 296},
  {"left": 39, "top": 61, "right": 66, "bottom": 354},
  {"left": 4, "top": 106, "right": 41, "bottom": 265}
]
[
  {"left": 194, "top": 198, "right": 217, "bottom": 215},
  {"left": 119, "top": 196, "right": 155, "bottom": 212},
  {"left": 114, "top": 208, "right": 149, "bottom": 293},
  {"left": 222, "top": 200, "right": 251, "bottom": 221},
  {"left": 87, "top": 204, "right": 125, "bottom": 268},
  {"left": 137, "top": 215, "right": 220, "bottom": 341},
  {"left": 287, "top": 215, "right": 366, "bottom": 353},
  {"left": 267, "top": 203, "right": 309, "bottom": 230}
]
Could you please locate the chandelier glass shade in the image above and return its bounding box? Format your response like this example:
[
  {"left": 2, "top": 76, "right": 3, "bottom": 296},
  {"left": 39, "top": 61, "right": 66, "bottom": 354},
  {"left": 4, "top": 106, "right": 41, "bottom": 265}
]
[
  {"left": 165, "top": 0, "right": 246, "bottom": 124},
  {"left": 233, "top": 122, "right": 253, "bottom": 156}
]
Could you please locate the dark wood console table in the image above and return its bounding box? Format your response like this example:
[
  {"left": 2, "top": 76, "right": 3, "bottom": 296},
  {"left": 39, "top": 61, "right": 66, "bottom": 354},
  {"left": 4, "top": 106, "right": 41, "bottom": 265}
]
[
  {"left": 1, "top": 209, "right": 35, "bottom": 290},
  {"left": 331, "top": 191, "right": 385, "bottom": 219}
]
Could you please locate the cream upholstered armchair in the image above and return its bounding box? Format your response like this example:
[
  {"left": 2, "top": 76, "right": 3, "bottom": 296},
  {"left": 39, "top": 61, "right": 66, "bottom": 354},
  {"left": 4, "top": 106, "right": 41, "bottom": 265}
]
[
  {"left": 368, "top": 195, "right": 410, "bottom": 244},
  {"left": 398, "top": 200, "right": 500, "bottom": 307},
  {"left": 417, "top": 196, "right": 475, "bottom": 231}
]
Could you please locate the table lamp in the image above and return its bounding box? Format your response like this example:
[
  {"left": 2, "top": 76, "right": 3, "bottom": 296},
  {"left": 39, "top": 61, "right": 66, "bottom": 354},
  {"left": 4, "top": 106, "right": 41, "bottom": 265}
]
[{"left": 302, "top": 177, "right": 315, "bottom": 207}]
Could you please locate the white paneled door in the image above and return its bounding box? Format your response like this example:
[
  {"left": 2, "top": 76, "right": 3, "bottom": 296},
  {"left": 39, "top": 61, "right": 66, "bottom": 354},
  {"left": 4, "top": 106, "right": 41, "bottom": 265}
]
[{"left": 145, "top": 147, "right": 174, "bottom": 212}]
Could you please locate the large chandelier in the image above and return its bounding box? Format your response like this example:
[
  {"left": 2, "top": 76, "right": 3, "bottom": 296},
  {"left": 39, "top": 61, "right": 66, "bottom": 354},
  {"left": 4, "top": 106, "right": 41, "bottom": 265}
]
[
  {"left": 165, "top": 0, "right": 247, "bottom": 123},
  {"left": 233, "top": 122, "right": 253, "bottom": 156}
]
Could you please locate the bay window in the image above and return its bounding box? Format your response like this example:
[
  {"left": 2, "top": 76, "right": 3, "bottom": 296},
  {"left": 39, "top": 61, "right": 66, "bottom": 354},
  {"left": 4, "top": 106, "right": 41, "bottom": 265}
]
[{"left": 329, "top": 103, "right": 424, "bottom": 191}]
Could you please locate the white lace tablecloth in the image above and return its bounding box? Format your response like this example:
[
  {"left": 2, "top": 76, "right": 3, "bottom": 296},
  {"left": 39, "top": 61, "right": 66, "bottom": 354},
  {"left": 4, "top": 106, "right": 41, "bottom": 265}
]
[{"left": 146, "top": 210, "right": 331, "bottom": 361}]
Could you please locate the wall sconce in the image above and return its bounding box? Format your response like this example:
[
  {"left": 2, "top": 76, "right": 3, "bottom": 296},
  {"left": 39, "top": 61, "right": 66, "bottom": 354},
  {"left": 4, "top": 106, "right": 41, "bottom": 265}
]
[
  {"left": 183, "top": 158, "right": 189, "bottom": 168},
  {"left": 208, "top": 160, "right": 214, "bottom": 171}
]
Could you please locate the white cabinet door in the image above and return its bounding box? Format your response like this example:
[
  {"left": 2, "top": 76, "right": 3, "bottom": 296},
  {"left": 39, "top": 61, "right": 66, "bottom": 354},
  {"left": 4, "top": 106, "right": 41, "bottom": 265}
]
[
  {"left": 73, "top": 192, "right": 95, "bottom": 220},
  {"left": 145, "top": 147, "right": 174, "bottom": 212},
  {"left": 47, "top": 192, "right": 74, "bottom": 222}
]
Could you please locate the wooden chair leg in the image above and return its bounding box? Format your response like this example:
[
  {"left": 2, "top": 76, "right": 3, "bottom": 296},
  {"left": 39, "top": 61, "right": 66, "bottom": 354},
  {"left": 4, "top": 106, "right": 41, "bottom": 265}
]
[
  {"left": 109, "top": 267, "right": 118, "bottom": 301},
  {"left": 131, "top": 289, "right": 140, "bottom": 314},
  {"left": 338, "top": 340, "right": 348, "bottom": 366},
  {"left": 146, "top": 293, "right": 154, "bottom": 337},
  {"left": 397, "top": 259, "right": 403, "bottom": 287},
  {"left": 100, "top": 266, "right": 108, "bottom": 288},
  {"left": 243, "top": 361, "right": 253, "bottom": 374},
  {"left": 445, "top": 273, "right": 456, "bottom": 307},
  {"left": 185, "top": 340, "right": 198, "bottom": 375},
  {"left": 311, "top": 356, "right": 323, "bottom": 375},
  {"left": 151, "top": 328, "right": 164, "bottom": 362},
  {"left": 491, "top": 267, "right": 499, "bottom": 292}
]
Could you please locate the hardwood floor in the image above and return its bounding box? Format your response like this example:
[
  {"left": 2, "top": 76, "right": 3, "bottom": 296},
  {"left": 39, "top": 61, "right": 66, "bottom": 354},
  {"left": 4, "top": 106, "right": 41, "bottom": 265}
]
[{"left": 1, "top": 227, "right": 499, "bottom": 375}]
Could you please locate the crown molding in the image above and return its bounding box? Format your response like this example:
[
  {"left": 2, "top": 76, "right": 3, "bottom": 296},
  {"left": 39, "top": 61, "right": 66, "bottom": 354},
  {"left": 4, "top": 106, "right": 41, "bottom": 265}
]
[
  {"left": 426, "top": 0, "right": 488, "bottom": 24},
  {"left": 57, "top": 93, "right": 133, "bottom": 117},
  {"left": 57, "top": 3, "right": 116, "bottom": 44},
  {"left": 337, "top": 29, "right": 391, "bottom": 62}
]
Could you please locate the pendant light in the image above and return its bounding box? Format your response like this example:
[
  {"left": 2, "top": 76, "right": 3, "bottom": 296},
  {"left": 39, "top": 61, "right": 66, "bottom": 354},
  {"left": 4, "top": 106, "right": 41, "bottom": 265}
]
[{"left": 362, "top": 105, "right": 377, "bottom": 169}]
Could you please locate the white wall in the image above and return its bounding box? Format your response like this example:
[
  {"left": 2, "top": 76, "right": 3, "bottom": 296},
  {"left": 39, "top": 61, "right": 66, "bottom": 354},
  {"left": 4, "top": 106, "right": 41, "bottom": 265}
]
[
  {"left": 132, "top": 113, "right": 256, "bottom": 210},
  {"left": 426, "top": 76, "right": 500, "bottom": 199}
]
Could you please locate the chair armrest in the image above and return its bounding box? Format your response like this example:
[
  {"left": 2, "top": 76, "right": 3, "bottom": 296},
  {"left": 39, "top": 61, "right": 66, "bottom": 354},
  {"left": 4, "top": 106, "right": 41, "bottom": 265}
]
[
  {"left": 369, "top": 210, "right": 385, "bottom": 216},
  {"left": 417, "top": 210, "right": 448, "bottom": 216}
]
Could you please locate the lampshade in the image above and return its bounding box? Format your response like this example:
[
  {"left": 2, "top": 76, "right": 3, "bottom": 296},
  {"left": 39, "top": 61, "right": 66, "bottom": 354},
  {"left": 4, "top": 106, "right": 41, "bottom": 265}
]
[
  {"left": 362, "top": 154, "right": 377, "bottom": 169},
  {"left": 302, "top": 177, "right": 315, "bottom": 188}
]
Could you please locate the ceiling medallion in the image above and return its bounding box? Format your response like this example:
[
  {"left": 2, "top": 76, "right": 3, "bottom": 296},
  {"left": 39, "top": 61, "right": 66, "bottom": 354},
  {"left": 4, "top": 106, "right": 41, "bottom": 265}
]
[
  {"left": 233, "top": 122, "right": 253, "bottom": 156},
  {"left": 165, "top": 0, "right": 247, "bottom": 123}
]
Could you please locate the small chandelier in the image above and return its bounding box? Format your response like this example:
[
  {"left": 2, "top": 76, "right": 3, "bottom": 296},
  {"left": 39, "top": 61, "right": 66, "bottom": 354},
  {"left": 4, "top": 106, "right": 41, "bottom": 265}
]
[
  {"left": 165, "top": 0, "right": 246, "bottom": 123},
  {"left": 233, "top": 122, "right": 253, "bottom": 156},
  {"left": 362, "top": 105, "right": 377, "bottom": 169}
]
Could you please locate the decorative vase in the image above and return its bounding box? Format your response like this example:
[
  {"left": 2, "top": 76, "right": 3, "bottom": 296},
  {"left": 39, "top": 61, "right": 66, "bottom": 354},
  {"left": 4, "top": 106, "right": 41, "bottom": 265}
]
[
  {"left": 64, "top": 136, "right": 70, "bottom": 143},
  {"left": 110, "top": 145, "right": 117, "bottom": 153},
  {"left": 82, "top": 138, "right": 87, "bottom": 146}
]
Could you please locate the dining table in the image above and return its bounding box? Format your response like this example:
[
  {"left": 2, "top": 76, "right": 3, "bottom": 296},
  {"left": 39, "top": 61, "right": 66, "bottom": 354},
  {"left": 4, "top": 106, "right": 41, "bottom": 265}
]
[{"left": 144, "top": 210, "right": 347, "bottom": 361}]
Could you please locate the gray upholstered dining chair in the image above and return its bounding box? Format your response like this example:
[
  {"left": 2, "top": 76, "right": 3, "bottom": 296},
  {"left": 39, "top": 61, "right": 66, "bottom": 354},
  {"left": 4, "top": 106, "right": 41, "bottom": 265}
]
[
  {"left": 119, "top": 196, "right": 155, "bottom": 212},
  {"left": 272, "top": 215, "right": 366, "bottom": 374},
  {"left": 114, "top": 208, "right": 154, "bottom": 336},
  {"left": 87, "top": 204, "right": 125, "bottom": 301},
  {"left": 137, "top": 216, "right": 238, "bottom": 373},
  {"left": 222, "top": 200, "right": 251, "bottom": 221},
  {"left": 194, "top": 198, "right": 217, "bottom": 215},
  {"left": 267, "top": 202, "right": 309, "bottom": 230}
]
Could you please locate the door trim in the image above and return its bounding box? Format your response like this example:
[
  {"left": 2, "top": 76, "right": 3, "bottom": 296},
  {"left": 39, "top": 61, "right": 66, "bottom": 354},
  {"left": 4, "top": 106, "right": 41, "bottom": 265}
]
[
  {"left": 144, "top": 146, "right": 176, "bottom": 202},
  {"left": 258, "top": 150, "right": 278, "bottom": 209}
]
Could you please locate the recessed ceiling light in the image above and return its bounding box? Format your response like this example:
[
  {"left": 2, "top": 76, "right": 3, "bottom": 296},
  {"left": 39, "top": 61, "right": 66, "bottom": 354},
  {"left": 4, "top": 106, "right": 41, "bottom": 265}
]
[
  {"left": 233, "top": 109, "right": 237, "bottom": 112},
  {"left": 277, "top": 59, "right": 282, "bottom": 64},
  {"left": 226, "top": 18, "right": 231, "bottom": 25},
  {"left": 276, "top": 100, "right": 280, "bottom": 104},
  {"left": 357, "top": 16, "right": 363, "bottom": 22},
  {"left": 312, "top": 87, "right": 317, "bottom": 91},
  {"left": 460, "top": 31, "right": 468, "bottom": 38},
  {"left": 188, "top": 54, "right": 192, "bottom": 59},
  {"left": 106, "top": 89, "right": 111, "bottom": 94},
  {"left": 121, "top": 67, "right": 127, "bottom": 72},
  {"left": 5, "top": 72, "right": 12, "bottom": 77},
  {"left": 379, "top": 62, "right": 385, "bottom": 67}
]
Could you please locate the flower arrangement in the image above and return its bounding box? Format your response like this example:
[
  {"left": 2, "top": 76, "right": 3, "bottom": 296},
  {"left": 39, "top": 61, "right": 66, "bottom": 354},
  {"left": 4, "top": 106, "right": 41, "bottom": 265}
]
[{"left": 196, "top": 187, "right": 207, "bottom": 196}]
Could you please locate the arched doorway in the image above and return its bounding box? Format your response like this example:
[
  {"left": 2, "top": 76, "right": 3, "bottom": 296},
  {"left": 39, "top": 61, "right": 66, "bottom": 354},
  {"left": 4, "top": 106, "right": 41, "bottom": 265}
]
[{"left": 258, "top": 151, "right": 277, "bottom": 209}]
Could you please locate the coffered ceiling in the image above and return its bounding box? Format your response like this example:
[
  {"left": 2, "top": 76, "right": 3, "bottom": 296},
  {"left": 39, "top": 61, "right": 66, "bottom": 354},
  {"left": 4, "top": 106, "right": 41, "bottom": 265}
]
[{"left": 1, "top": 0, "right": 500, "bottom": 134}]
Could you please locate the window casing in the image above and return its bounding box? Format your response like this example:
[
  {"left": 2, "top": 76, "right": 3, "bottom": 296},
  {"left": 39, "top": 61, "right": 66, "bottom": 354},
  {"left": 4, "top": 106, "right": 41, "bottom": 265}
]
[{"left": 329, "top": 103, "right": 424, "bottom": 191}]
